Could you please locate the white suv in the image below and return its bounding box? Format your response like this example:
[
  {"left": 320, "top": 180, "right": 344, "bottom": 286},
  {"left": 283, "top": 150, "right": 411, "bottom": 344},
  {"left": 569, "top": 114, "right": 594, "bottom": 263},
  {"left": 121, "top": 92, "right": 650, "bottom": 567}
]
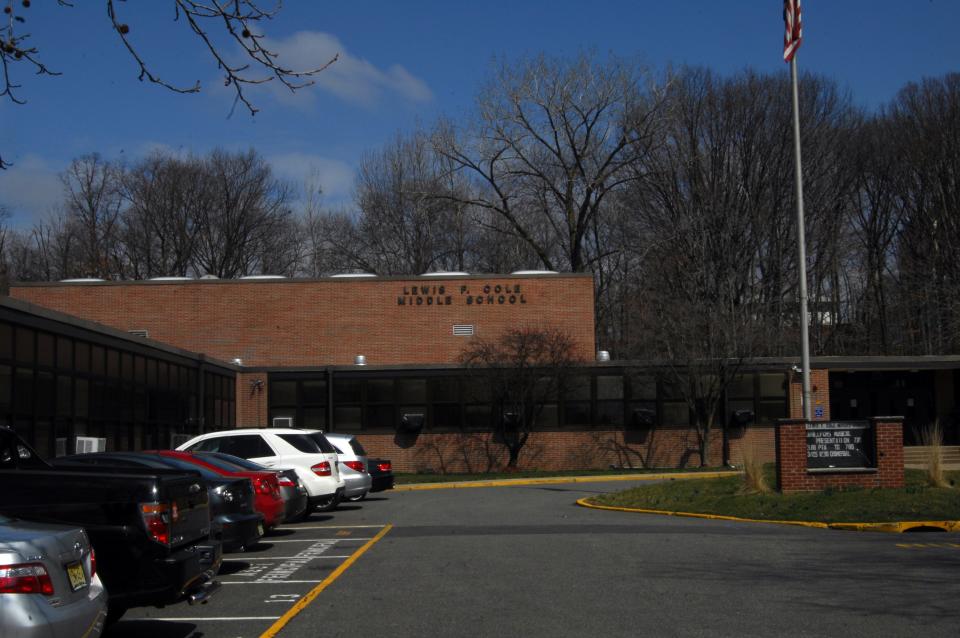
[{"left": 176, "top": 428, "right": 346, "bottom": 514}]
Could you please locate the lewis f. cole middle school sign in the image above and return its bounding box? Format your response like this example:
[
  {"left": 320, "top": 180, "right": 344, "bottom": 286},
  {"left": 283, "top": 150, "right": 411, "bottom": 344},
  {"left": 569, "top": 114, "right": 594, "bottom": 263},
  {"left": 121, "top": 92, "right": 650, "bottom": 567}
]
[{"left": 397, "top": 283, "right": 528, "bottom": 307}]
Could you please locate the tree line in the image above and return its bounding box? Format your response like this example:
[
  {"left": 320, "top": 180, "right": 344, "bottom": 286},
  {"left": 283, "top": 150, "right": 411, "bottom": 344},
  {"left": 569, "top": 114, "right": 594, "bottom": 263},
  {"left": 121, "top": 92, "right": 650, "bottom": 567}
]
[{"left": 2, "top": 54, "right": 959, "bottom": 360}]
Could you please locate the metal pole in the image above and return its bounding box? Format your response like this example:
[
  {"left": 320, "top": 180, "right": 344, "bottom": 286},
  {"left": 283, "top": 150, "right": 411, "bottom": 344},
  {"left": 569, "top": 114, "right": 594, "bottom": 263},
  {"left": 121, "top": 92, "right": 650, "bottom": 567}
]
[{"left": 790, "top": 56, "right": 813, "bottom": 421}]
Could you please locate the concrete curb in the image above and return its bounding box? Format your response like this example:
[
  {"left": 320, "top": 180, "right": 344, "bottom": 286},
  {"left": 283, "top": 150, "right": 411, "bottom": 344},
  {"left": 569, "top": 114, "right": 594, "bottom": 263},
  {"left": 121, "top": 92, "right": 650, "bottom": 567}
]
[
  {"left": 393, "top": 471, "right": 740, "bottom": 491},
  {"left": 575, "top": 498, "right": 960, "bottom": 533}
]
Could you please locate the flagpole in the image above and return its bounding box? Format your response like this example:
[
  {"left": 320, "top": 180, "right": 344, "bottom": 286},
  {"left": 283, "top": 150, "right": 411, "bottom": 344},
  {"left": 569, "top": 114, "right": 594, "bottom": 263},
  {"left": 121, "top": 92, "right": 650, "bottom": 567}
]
[{"left": 790, "top": 55, "right": 813, "bottom": 421}]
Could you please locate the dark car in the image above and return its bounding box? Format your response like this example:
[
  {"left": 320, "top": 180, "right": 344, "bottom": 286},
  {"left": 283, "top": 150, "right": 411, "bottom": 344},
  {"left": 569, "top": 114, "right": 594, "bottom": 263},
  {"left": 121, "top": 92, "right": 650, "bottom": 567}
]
[
  {"left": 57, "top": 452, "right": 264, "bottom": 553},
  {"left": 0, "top": 427, "right": 221, "bottom": 624},
  {"left": 147, "top": 450, "right": 286, "bottom": 530},
  {"left": 368, "top": 458, "right": 395, "bottom": 493},
  {"left": 194, "top": 452, "right": 309, "bottom": 523}
]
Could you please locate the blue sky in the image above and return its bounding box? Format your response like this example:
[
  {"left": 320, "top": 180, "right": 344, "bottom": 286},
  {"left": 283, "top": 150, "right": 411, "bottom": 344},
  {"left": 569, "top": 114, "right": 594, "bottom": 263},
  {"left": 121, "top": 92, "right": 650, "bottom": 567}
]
[{"left": 1, "top": 1, "right": 957, "bottom": 226}]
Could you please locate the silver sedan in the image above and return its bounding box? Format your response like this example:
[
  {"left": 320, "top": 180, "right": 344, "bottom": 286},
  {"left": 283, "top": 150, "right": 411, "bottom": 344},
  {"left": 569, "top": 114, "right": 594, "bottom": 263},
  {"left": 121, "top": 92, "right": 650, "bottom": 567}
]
[{"left": 0, "top": 514, "right": 107, "bottom": 638}]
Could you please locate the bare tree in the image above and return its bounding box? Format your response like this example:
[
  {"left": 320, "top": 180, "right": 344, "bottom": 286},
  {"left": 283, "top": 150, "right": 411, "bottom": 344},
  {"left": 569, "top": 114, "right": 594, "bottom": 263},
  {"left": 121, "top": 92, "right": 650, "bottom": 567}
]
[
  {"left": 460, "top": 328, "right": 581, "bottom": 468},
  {"left": 435, "top": 53, "right": 663, "bottom": 274},
  {"left": 119, "top": 152, "right": 208, "bottom": 278},
  {"left": 191, "top": 148, "right": 297, "bottom": 278},
  {"left": 61, "top": 154, "right": 125, "bottom": 278},
  {"left": 0, "top": 1, "right": 336, "bottom": 168}
]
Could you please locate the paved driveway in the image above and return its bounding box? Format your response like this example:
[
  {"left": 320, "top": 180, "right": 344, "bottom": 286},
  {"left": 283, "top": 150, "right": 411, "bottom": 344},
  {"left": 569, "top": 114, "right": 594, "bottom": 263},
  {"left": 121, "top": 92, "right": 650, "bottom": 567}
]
[{"left": 109, "top": 479, "right": 960, "bottom": 638}]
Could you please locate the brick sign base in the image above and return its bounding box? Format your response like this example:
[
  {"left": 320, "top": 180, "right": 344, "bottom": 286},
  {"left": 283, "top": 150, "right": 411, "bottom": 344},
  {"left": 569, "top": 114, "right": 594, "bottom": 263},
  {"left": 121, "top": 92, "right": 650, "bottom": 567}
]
[{"left": 776, "top": 417, "right": 904, "bottom": 493}]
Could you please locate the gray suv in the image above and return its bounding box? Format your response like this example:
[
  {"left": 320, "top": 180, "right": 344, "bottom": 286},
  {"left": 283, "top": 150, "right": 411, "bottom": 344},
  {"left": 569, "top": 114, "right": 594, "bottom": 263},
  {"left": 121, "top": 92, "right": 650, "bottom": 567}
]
[{"left": 322, "top": 433, "right": 373, "bottom": 501}]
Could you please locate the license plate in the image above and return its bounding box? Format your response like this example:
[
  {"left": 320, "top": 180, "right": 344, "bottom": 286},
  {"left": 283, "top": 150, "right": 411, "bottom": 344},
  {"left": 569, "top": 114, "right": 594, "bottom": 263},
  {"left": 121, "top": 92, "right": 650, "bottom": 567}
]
[
  {"left": 257, "top": 523, "right": 264, "bottom": 536},
  {"left": 66, "top": 561, "right": 87, "bottom": 591}
]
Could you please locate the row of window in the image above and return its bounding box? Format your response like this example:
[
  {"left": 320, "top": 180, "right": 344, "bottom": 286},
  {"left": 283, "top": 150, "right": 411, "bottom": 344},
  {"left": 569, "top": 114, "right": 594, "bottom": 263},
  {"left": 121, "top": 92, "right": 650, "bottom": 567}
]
[
  {"left": 0, "top": 320, "right": 236, "bottom": 458},
  {"left": 268, "top": 372, "right": 788, "bottom": 432}
]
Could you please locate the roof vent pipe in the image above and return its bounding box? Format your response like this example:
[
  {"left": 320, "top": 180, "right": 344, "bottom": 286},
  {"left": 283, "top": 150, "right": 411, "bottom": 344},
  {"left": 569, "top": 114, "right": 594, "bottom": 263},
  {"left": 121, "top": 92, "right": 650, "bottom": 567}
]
[
  {"left": 355, "top": 355, "right": 367, "bottom": 366},
  {"left": 597, "top": 350, "right": 611, "bottom": 362}
]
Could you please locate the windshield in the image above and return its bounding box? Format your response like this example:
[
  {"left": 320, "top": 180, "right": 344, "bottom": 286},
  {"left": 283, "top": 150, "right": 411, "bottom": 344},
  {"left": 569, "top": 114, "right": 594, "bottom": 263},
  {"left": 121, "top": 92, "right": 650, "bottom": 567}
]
[{"left": 306, "top": 432, "right": 337, "bottom": 454}]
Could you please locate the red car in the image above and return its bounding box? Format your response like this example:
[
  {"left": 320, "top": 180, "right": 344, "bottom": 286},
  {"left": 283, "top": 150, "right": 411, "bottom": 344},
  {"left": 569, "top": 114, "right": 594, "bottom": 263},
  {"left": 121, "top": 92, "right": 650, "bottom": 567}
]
[{"left": 147, "top": 450, "right": 286, "bottom": 530}]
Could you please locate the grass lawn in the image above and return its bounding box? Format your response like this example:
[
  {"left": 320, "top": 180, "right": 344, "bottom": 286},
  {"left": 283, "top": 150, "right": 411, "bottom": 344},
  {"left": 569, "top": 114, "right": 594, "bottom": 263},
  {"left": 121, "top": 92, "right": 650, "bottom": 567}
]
[
  {"left": 394, "top": 466, "right": 726, "bottom": 485},
  {"left": 587, "top": 468, "right": 960, "bottom": 523}
]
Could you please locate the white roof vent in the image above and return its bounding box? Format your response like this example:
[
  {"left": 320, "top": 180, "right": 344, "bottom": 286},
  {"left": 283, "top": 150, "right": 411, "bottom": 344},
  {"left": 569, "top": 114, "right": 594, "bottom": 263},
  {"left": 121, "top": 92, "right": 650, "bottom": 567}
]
[
  {"left": 59, "top": 278, "right": 105, "bottom": 283},
  {"left": 511, "top": 270, "right": 558, "bottom": 275},
  {"left": 421, "top": 271, "right": 470, "bottom": 277},
  {"left": 199, "top": 274, "right": 220, "bottom": 280},
  {"left": 453, "top": 325, "right": 474, "bottom": 336},
  {"left": 355, "top": 355, "right": 367, "bottom": 366},
  {"left": 128, "top": 329, "right": 149, "bottom": 339},
  {"left": 331, "top": 273, "right": 377, "bottom": 278},
  {"left": 239, "top": 275, "right": 286, "bottom": 280},
  {"left": 597, "top": 350, "right": 611, "bottom": 362}
]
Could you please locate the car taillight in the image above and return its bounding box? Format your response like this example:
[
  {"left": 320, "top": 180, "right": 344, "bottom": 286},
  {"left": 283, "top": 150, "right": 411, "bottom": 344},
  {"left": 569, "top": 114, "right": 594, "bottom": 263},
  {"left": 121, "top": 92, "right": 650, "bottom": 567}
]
[
  {"left": 344, "top": 460, "right": 366, "bottom": 473},
  {"left": 277, "top": 473, "right": 296, "bottom": 487},
  {"left": 0, "top": 563, "right": 54, "bottom": 595},
  {"left": 253, "top": 477, "right": 272, "bottom": 494},
  {"left": 140, "top": 502, "right": 173, "bottom": 545},
  {"left": 311, "top": 461, "right": 331, "bottom": 476},
  {"left": 89, "top": 548, "right": 96, "bottom": 579},
  {"left": 377, "top": 461, "right": 391, "bottom": 473}
]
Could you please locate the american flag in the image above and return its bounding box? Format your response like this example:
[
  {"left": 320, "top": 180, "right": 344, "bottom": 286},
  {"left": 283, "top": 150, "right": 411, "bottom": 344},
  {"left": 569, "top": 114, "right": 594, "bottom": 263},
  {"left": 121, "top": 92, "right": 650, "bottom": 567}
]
[{"left": 783, "top": 0, "right": 802, "bottom": 63}]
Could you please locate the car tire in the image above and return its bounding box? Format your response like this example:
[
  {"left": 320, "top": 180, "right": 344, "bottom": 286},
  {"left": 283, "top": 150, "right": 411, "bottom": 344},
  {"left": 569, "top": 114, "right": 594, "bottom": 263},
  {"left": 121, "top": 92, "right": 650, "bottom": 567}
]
[
  {"left": 346, "top": 491, "right": 367, "bottom": 502},
  {"left": 313, "top": 492, "right": 341, "bottom": 512}
]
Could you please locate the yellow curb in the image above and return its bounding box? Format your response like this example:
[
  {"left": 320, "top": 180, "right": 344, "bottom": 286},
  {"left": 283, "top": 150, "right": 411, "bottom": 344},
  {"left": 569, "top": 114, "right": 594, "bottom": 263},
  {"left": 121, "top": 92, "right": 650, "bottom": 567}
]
[
  {"left": 575, "top": 498, "right": 960, "bottom": 533},
  {"left": 393, "top": 471, "right": 739, "bottom": 491}
]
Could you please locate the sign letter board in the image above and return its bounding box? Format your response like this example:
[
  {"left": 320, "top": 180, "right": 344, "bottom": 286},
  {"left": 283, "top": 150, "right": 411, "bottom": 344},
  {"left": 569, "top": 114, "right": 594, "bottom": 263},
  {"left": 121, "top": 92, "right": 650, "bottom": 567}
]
[{"left": 805, "top": 421, "right": 873, "bottom": 470}]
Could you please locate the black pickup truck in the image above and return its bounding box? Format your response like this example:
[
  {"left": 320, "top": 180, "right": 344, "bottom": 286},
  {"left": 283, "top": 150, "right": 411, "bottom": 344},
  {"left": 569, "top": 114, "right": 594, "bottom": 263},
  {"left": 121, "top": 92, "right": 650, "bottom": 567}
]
[{"left": 0, "top": 426, "right": 221, "bottom": 622}]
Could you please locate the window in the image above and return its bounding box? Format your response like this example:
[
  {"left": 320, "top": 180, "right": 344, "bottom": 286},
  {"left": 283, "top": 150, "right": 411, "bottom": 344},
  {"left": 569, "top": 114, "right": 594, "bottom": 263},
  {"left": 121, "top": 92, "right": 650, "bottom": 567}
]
[
  {"left": 37, "top": 333, "right": 55, "bottom": 367},
  {"left": 301, "top": 380, "right": 327, "bottom": 404},
  {"left": 219, "top": 435, "right": 276, "bottom": 459},
  {"left": 14, "top": 328, "right": 34, "bottom": 364},
  {"left": 595, "top": 375, "right": 623, "bottom": 426},
  {"left": 277, "top": 433, "right": 321, "bottom": 454},
  {"left": 563, "top": 375, "right": 591, "bottom": 426},
  {"left": 271, "top": 380, "right": 297, "bottom": 405}
]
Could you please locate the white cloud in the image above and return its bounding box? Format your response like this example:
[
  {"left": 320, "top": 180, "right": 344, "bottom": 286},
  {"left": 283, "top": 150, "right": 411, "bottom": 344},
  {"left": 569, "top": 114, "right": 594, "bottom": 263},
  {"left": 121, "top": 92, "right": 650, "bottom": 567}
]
[
  {"left": 267, "top": 152, "right": 355, "bottom": 205},
  {"left": 0, "top": 155, "right": 64, "bottom": 227},
  {"left": 260, "top": 31, "right": 433, "bottom": 107}
]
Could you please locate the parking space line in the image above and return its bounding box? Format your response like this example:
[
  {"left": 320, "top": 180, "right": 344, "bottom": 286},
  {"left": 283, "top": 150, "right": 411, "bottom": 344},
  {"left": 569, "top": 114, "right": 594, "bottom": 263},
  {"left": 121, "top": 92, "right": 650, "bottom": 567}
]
[
  {"left": 266, "top": 537, "right": 374, "bottom": 543},
  {"left": 237, "top": 555, "right": 353, "bottom": 561},
  {"left": 259, "top": 524, "right": 393, "bottom": 638},
  {"left": 287, "top": 525, "right": 387, "bottom": 529},
  {"left": 220, "top": 578, "right": 323, "bottom": 585}
]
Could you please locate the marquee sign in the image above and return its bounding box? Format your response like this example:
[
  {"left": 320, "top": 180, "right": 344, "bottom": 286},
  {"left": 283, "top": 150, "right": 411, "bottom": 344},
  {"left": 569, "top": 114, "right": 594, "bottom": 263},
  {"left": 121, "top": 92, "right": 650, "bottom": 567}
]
[{"left": 805, "top": 421, "right": 873, "bottom": 470}]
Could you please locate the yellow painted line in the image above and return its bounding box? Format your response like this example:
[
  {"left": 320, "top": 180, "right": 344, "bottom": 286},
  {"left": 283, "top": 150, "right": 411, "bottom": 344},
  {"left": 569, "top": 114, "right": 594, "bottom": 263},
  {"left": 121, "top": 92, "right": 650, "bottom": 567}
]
[
  {"left": 575, "top": 499, "right": 960, "bottom": 534},
  {"left": 258, "top": 524, "right": 393, "bottom": 638},
  {"left": 394, "top": 471, "right": 739, "bottom": 491}
]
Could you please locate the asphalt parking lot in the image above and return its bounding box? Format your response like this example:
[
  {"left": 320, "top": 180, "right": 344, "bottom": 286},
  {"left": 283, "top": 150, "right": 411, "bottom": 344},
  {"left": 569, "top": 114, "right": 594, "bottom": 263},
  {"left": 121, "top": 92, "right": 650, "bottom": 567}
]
[{"left": 105, "top": 480, "right": 960, "bottom": 638}]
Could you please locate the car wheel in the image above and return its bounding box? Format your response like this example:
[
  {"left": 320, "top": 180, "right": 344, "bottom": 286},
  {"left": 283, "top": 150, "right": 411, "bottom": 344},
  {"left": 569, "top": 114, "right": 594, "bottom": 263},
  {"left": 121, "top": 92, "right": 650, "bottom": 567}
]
[
  {"left": 346, "top": 491, "right": 367, "bottom": 502},
  {"left": 314, "top": 492, "right": 341, "bottom": 512}
]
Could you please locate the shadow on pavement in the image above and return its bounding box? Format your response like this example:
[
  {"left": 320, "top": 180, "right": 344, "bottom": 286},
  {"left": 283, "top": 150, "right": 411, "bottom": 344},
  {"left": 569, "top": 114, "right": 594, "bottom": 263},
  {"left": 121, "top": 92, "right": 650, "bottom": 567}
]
[{"left": 104, "top": 619, "right": 197, "bottom": 638}]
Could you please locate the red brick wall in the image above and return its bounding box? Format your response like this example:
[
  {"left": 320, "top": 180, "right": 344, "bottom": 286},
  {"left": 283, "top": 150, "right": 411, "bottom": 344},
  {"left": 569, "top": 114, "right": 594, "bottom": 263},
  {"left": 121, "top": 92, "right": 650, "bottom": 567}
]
[
  {"left": 356, "top": 426, "right": 724, "bottom": 473},
  {"left": 776, "top": 418, "right": 905, "bottom": 493},
  {"left": 11, "top": 276, "right": 597, "bottom": 367},
  {"left": 236, "top": 372, "right": 268, "bottom": 427}
]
